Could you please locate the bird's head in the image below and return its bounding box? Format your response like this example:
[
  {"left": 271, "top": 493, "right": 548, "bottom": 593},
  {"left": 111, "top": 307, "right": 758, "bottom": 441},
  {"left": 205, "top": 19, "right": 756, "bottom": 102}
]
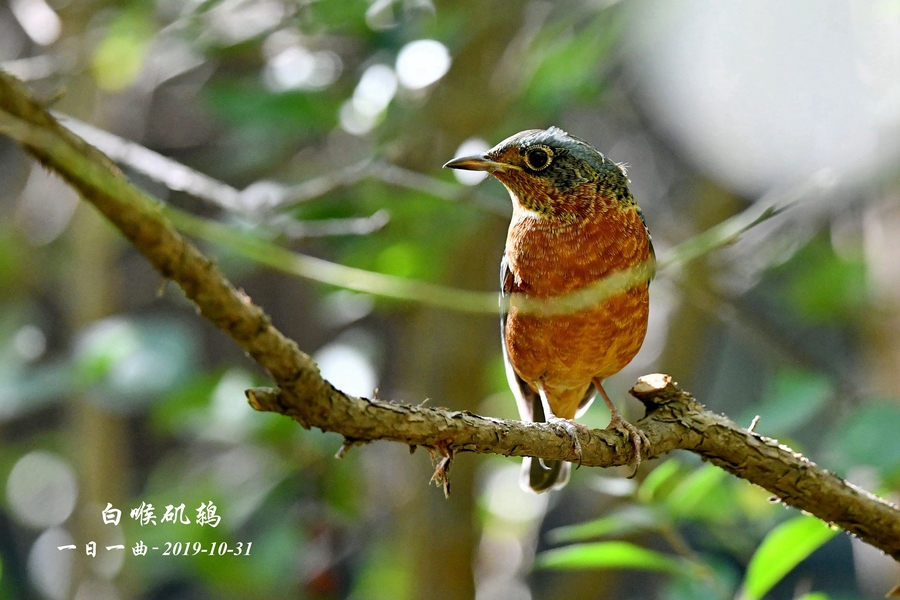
[{"left": 444, "top": 126, "right": 631, "bottom": 220}]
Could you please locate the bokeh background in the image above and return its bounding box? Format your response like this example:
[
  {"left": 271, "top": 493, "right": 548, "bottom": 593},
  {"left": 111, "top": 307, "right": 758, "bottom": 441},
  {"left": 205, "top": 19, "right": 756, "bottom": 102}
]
[{"left": 2, "top": 0, "right": 900, "bottom": 599}]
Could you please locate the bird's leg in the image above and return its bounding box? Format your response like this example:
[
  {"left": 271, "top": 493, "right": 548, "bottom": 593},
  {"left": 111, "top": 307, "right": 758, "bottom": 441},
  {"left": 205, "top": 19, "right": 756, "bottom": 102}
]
[
  {"left": 537, "top": 383, "right": 590, "bottom": 467},
  {"left": 594, "top": 378, "right": 648, "bottom": 478}
]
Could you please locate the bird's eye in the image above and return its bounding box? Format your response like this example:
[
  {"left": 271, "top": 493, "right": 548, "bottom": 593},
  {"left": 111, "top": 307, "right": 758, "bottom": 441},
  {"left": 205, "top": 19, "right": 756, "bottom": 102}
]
[{"left": 524, "top": 146, "right": 552, "bottom": 171}]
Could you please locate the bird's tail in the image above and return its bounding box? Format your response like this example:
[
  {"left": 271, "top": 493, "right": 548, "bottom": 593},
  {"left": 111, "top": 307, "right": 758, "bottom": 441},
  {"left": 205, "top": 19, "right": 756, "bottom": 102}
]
[
  {"left": 515, "top": 383, "right": 592, "bottom": 493},
  {"left": 522, "top": 457, "right": 570, "bottom": 492}
]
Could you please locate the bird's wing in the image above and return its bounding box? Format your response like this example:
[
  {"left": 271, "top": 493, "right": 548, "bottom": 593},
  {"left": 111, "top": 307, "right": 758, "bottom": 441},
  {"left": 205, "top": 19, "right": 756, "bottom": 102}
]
[
  {"left": 636, "top": 205, "right": 657, "bottom": 280},
  {"left": 502, "top": 253, "right": 598, "bottom": 421},
  {"left": 500, "top": 253, "right": 540, "bottom": 422}
]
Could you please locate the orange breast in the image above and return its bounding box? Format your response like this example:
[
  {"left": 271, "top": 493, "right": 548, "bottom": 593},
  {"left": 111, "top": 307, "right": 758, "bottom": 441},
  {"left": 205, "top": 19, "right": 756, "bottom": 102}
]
[{"left": 504, "top": 195, "right": 651, "bottom": 417}]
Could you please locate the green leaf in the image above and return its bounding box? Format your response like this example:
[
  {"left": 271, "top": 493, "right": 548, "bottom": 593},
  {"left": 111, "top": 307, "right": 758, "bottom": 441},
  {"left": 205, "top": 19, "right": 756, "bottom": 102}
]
[
  {"left": 795, "top": 594, "right": 829, "bottom": 600},
  {"left": 738, "top": 516, "right": 838, "bottom": 600},
  {"left": 547, "top": 506, "right": 662, "bottom": 543},
  {"left": 536, "top": 541, "right": 682, "bottom": 573},
  {"left": 664, "top": 464, "right": 728, "bottom": 519},
  {"left": 637, "top": 458, "right": 683, "bottom": 504}
]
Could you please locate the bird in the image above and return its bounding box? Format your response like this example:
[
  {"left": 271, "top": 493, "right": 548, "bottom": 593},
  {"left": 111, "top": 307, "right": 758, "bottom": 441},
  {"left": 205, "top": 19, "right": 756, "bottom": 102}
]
[{"left": 444, "top": 126, "right": 654, "bottom": 492}]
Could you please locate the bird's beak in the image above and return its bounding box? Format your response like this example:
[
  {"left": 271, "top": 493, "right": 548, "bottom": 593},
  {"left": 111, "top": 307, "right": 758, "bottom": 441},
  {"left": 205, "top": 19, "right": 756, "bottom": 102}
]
[{"left": 443, "top": 154, "right": 511, "bottom": 172}]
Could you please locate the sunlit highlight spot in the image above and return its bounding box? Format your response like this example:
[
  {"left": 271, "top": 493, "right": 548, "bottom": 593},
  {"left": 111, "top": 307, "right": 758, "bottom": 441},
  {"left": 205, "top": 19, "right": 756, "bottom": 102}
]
[
  {"left": 6, "top": 452, "right": 77, "bottom": 528},
  {"left": 314, "top": 341, "right": 378, "bottom": 398},
  {"left": 10, "top": 0, "right": 61, "bottom": 46},
  {"left": 205, "top": 0, "right": 285, "bottom": 45},
  {"left": 354, "top": 64, "right": 398, "bottom": 116},
  {"left": 265, "top": 46, "right": 342, "bottom": 92},
  {"left": 204, "top": 369, "right": 258, "bottom": 441},
  {"left": 340, "top": 64, "right": 398, "bottom": 135},
  {"left": 480, "top": 464, "right": 548, "bottom": 522},
  {"left": 14, "top": 324, "right": 47, "bottom": 362},
  {"left": 28, "top": 528, "right": 74, "bottom": 600},
  {"left": 395, "top": 39, "right": 451, "bottom": 90}
]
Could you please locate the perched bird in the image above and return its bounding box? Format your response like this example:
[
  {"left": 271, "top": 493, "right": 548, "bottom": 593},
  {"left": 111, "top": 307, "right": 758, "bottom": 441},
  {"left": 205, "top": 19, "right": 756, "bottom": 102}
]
[{"left": 445, "top": 127, "right": 654, "bottom": 492}]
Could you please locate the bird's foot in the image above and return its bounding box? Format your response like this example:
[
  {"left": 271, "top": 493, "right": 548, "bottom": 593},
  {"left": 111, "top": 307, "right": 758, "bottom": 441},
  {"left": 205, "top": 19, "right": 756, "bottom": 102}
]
[
  {"left": 547, "top": 417, "right": 591, "bottom": 467},
  {"left": 606, "top": 412, "right": 649, "bottom": 478}
]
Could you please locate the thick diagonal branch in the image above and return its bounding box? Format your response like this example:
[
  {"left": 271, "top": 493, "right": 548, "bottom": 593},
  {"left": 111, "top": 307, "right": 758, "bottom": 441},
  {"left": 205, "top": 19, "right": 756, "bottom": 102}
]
[{"left": 1, "top": 71, "right": 898, "bottom": 561}]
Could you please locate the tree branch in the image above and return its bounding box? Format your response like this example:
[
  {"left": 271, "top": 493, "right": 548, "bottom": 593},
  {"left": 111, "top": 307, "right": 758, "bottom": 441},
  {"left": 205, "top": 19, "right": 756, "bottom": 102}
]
[
  {"left": 246, "top": 375, "right": 900, "bottom": 560},
  {"left": 1, "top": 70, "right": 898, "bottom": 561}
]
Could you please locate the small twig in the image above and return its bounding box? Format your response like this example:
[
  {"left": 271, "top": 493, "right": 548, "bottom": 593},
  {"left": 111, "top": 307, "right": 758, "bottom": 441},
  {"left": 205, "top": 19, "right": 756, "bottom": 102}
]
[
  {"left": 748, "top": 415, "right": 761, "bottom": 433},
  {"left": 267, "top": 209, "right": 390, "bottom": 239},
  {"left": 56, "top": 113, "right": 246, "bottom": 212},
  {"left": 373, "top": 163, "right": 508, "bottom": 216},
  {"left": 335, "top": 437, "right": 368, "bottom": 459},
  {"left": 430, "top": 451, "right": 454, "bottom": 498}
]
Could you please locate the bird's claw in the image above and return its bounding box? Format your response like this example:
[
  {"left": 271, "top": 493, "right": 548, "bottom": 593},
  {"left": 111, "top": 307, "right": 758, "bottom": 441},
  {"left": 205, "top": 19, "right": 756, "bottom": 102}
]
[
  {"left": 606, "top": 412, "right": 649, "bottom": 478},
  {"left": 548, "top": 417, "right": 590, "bottom": 467}
]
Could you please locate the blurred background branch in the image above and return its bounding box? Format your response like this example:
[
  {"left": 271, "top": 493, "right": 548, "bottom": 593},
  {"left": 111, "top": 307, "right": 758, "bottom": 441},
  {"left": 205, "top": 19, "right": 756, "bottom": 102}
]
[{"left": 20, "top": 107, "right": 803, "bottom": 315}]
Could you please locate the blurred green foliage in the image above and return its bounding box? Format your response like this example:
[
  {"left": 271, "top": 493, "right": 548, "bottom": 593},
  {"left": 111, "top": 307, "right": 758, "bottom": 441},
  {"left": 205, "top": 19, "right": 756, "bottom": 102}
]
[
  {"left": 831, "top": 403, "right": 900, "bottom": 480},
  {"left": 536, "top": 540, "right": 685, "bottom": 573},
  {"left": 91, "top": 6, "right": 156, "bottom": 91},
  {"left": 775, "top": 235, "right": 868, "bottom": 324},
  {"left": 739, "top": 516, "right": 838, "bottom": 600},
  {"left": 541, "top": 459, "right": 846, "bottom": 600},
  {"left": 737, "top": 369, "right": 833, "bottom": 438}
]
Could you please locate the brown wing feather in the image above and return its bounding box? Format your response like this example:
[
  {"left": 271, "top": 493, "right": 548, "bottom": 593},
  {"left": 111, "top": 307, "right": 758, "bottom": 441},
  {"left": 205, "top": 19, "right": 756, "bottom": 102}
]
[{"left": 501, "top": 253, "right": 538, "bottom": 422}]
